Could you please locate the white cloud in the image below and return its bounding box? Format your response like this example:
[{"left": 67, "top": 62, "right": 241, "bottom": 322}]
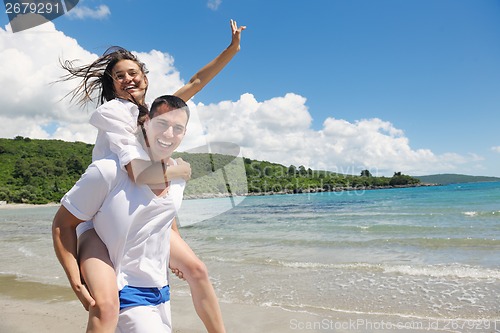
[
  {"left": 132, "top": 49, "right": 184, "bottom": 105},
  {"left": 491, "top": 146, "right": 500, "bottom": 153},
  {"left": 0, "top": 22, "right": 187, "bottom": 144},
  {"left": 207, "top": 0, "right": 222, "bottom": 11},
  {"left": 194, "top": 93, "right": 480, "bottom": 176},
  {"left": 0, "top": 23, "right": 484, "bottom": 176},
  {"left": 66, "top": 4, "right": 110, "bottom": 20},
  {"left": 0, "top": 21, "right": 97, "bottom": 142}
]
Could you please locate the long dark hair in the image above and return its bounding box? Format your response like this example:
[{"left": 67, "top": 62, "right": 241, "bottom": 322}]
[{"left": 58, "top": 46, "right": 149, "bottom": 124}]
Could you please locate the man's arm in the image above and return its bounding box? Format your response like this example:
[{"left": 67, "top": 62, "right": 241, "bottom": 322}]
[
  {"left": 169, "top": 217, "right": 185, "bottom": 280},
  {"left": 52, "top": 161, "right": 111, "bottom": 309},
  {"left": 174, "top": 19, "right": 246, "bottom": 102},
  {"left": 52, "top": 206, "right": 95, "bottom": 310}
]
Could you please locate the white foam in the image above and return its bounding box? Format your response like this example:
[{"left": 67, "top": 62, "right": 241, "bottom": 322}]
[
  {"left": 274, "top": 260, "right": 500, "bottom": 280},
  {"left": 205, "top": 256, "right": 245, "bottom": 263},
  {"left": 283, "top": 303, "right": 500, "bottom": 324},
  {"left": 382, "top": 264, "right": 500, "bottom": 280},
  {"left": 463, "top": 210, "right": 500, "bottom": 217},
  {"left": 18, "top": 246, "right": 35, "bottom": 257},
  {"left": 463, "top": 211, "right": 478, "bottom": 217}
]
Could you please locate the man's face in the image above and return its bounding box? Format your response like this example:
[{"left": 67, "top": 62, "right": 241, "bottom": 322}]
[{"left": 145, "top": 104, "right": 188, "bottom": 161}]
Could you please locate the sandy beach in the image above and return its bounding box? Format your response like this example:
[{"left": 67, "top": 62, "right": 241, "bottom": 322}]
[
  {"left": 0, "top": 273, "right": 437, "bottom": 333},
  {"left": 0, "top": 295, "right": 449, "bottom": 333},
  {"left": 0, "top": 274, "right": 325, "bottom": 333},
  {"left": 0, "top": 202, "right": 60, "bottom": 210},
  {"left": 0, "top": 293, "right": 336, "bottom": 333},
  {"left": 0, "top": 287, "right": 448, "bottom": 333}
]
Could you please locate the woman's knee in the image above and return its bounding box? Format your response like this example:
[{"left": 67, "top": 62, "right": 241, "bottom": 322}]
[
  {"left": 92, "top": 296, "right": 120, "bottom": 323},
  {"left": 185, "top": 258, "right": 209, "bottom": 282}
]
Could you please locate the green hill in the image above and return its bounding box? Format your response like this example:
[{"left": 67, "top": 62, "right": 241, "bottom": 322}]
[
  {"left": 0, "top": 136, "right": 94, "bottom": 204},
  {"left": 0, "top": 137, "right": 422, "bottom": 204},
  {"left": 416, "top": 174, "right": 500, "bottom": 185}
]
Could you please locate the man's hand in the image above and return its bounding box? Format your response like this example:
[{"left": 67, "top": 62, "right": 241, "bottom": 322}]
[{"left": 170, "top": 267, "right": 186, "bottom": 281}]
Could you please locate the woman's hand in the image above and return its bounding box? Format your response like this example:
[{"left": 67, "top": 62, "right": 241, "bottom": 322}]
[
  {"left": 174, "top": 158, "right": 192, "bottom": 181},
  {"left": 165, "top": 158, "right": 191, "bottom": 181},
  {"left": 229, "top": 19, "right": 246, "bottom": 51}
]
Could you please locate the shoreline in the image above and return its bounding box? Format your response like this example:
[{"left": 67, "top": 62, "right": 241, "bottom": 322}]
[
  {"left": 0, "top": 285, "right": 329, "bottom": 333},
  {"left": 0, "top": 274, "right": 475, "bottom": 333},
  {"left": 0, "top": 294, "right": 440, "bottom": 333},
  {"left": 0, "top": 183, "right": 440, "bottom": 207},
  {"left": 0, "top": 274, "right": 439, "bottom": 333},
  {"left": 183, "top": 182, "right": 440, "bottom": 199},
  {"left": 0, "top": 202, "right": 60, "bottom": 210}
]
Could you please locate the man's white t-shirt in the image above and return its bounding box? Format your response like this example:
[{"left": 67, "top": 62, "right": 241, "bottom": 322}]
[{"left": 62, "top": 156, "right": 185, "bottom": 289}]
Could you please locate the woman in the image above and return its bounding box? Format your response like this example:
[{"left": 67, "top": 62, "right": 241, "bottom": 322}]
[{"left": 58, "top": 19, "right": 245, "bottom": 332}]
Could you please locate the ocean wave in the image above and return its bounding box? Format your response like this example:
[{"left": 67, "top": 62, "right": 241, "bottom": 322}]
[
  {"left": 399, "top": 237, "right": 500, "bottom": 249},
  {"left": 223, "top": 236, "right": 500, "bottom": 250},
  {"left": 18, "top": 246, "right": 36, "bottom": 257},
  {"left": 462, "top": 210, "right": 500, "bottom": 218},
  {"left": 206, "top": 254, "right": 500, "bottom": 280},
  {"left": 275, "top": 303, "right": 500, "bottom": 324},
  {"left": 0, "top": 272, "right": 68, "bottom": 288},
  {"left": 381, "top": 264, "right": 500, "bottom": 279},
  {"left": 204, "top": 256, "right": 246, "bottom": 263},
  {"left": 272, "top": 261, "right": 500, "bottom": 279}
]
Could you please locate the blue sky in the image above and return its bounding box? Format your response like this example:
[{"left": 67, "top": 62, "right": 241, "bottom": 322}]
[{"left": 1, "top": 0, "right": 499, "bottom": 177}]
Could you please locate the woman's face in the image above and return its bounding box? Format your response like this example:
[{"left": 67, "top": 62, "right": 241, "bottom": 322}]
[
  {"left": 145, "top": 104, "right": 188, "bottom": 161},
  {"left": 111, "top": 59, "right": 148, "bottom": 103}
]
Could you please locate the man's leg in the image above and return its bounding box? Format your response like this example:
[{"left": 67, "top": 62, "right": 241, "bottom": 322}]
[{"left": 117, "top": 302, "right": 171, "bottom": 333}]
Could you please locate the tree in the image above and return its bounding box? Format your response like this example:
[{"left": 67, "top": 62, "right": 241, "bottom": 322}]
[
  {"left": 66, "top": 155, "right": 85, "bottom": 176},
  {"left": 12, "top": 158, "right": 32, "bottom": 184},
  {"left": 389, "top": 172, "right": 420, "bottom": 186},
  {"left": 360, "top": 169, "right": 372, "bottom": 177}
]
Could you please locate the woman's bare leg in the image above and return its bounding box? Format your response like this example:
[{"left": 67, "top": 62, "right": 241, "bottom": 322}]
[
  {"left": 169, "top": 231, "right": 226, "bottom": 333},
  {"left": 78, "top": 229, "right": 119, "bottom": 333}
]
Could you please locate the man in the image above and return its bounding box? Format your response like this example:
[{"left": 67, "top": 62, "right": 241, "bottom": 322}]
[{"left": 53, "top": 95, "right": 190, "bottom": 332}]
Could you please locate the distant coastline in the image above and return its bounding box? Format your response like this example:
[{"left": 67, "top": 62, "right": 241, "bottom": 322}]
[
  {"left": 1, "top": 137, "right": 499, "bottom": 205},
  {"left": 183, "top": 182, "right": 439, "bottom": 199},
  {"left": 416, "top": 174, "right": 500, "bottom": 185},
  {"left": 0, "top": 183, "right": 438, "bottom": 207}
]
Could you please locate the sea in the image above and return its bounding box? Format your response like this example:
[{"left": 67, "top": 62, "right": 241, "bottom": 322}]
[{"left": 0, "top": 181, "right": 499, "bottom": 332}]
